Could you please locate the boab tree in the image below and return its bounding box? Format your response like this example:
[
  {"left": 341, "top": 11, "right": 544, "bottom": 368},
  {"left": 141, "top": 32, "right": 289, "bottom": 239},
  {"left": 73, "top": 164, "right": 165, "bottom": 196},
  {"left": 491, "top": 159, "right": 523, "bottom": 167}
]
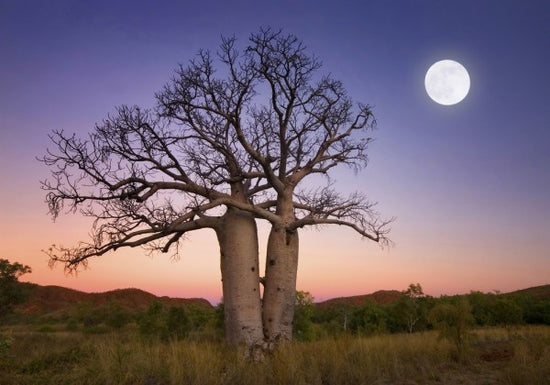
[{"left": 41, "top": 28, "right": 391, "bottom": 352}]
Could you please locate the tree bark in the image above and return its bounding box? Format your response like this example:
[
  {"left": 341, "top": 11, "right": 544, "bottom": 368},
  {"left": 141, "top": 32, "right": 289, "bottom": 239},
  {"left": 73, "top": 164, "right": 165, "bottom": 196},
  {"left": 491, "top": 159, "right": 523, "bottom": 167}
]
[
  {"left": 216, "top": 207, "right": 264, "bottom": 347},
  {"left": 262, "top": 192, "right": 299, "bottom": 343}
]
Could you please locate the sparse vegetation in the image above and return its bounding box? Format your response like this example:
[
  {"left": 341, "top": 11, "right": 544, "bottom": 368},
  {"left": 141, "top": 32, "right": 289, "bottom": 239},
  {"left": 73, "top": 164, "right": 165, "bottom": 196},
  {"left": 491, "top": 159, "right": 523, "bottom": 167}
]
[
  {"left": 2, "top": 282, "right": 549, "bottom": 384},
  {"left": 0, "top": 325, "right": 549, "bottom": 385}
]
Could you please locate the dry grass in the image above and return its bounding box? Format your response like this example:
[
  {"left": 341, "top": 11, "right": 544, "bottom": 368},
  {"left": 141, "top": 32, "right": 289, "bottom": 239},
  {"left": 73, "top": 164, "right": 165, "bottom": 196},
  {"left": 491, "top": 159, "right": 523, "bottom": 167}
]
[{"left": 1, "top": 326, "right": 549, "bottom": 385}]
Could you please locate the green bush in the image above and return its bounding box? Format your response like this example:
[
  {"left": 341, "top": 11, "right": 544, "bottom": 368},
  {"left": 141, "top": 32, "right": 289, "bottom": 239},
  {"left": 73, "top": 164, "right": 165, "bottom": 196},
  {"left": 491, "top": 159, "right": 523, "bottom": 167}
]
[
  {"left": 104, "top": 301, "right": 132, "bottom": 329},
  {"left": 0, "top": 333, "right": 13, "bottom": 355},
  {"left": 84, "top": 324, "right": 110, "bottom": 334},
  {"left": 293, "top": 291, "right": 316, "bottom": 341},
  {"left": 65, "top": 319, "right": 79, "bottom": 331},
  {"left": 35, "top": 324, "right": 56, "bottom": 333},
  {"left": 350, "top": 299, "right": 389, "bottom": 336},
  {"left": 73, "top": 301, "right": 104, "bottom": 327},
  {"left": 493, "top": 297, "right": 524, "bottom": 327},
  {"left": 166, "top": 305, "right": 191, "bottom": 339}
]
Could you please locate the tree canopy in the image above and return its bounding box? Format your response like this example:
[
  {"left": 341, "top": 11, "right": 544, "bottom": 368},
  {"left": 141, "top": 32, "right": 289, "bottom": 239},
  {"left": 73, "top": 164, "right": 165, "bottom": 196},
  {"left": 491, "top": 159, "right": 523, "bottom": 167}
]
[
  {"left": 41, "top": 29, "right": 390, "bottom": 268},
  {"left": 0, "top": 259, "right": 31, "bottom": 318}
]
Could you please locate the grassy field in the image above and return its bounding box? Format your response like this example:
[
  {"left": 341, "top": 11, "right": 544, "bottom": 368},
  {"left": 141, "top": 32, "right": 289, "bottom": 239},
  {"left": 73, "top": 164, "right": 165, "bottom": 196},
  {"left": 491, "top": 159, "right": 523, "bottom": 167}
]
[{"left": 1, "top": 325, "right": 549, "bottom": 385}]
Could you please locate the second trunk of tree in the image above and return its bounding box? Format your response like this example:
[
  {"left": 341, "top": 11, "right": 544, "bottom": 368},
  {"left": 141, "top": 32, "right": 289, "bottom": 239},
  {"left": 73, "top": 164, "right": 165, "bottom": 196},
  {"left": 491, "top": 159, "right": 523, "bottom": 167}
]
[{"left": 262, "top": 191, "right": 299, "bottom": 342}]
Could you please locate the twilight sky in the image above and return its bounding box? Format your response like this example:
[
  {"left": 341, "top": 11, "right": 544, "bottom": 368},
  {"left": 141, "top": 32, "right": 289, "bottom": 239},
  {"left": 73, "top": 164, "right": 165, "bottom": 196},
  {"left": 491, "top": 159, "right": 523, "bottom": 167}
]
[{"left": 1, "top": 0, "right": 548, "bottom": 304}]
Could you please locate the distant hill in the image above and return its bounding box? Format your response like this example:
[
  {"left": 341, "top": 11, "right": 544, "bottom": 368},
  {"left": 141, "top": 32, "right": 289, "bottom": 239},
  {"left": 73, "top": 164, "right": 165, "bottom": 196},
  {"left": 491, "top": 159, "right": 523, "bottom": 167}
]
[
  {"left": 12, "top": 283, "right": 549, "bottom": 319},
  {"left": 315, "top": 284, "right": 550, "bottom": 311},
  {"left": 316, "top": 290, "right": 403, "bottom": 310},
  {"left": 13, "top": 283, "right": 212, "bottom": 317},
  {"left": 506, "top": 284, "right": 550, "bottom": 299}
]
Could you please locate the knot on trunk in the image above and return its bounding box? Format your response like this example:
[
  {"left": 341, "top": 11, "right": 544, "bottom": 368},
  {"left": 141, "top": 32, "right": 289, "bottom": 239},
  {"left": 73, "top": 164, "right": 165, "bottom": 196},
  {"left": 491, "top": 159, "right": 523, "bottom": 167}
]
[{"left": 244, "top": 340, "right": 276, "bottom": 362}]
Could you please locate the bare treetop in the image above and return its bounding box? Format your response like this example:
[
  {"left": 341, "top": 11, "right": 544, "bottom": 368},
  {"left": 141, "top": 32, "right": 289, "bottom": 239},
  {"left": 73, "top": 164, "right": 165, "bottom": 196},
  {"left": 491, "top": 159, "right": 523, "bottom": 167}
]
[{"left": 245, "top": 30, "right": 374, "bottom": 181}]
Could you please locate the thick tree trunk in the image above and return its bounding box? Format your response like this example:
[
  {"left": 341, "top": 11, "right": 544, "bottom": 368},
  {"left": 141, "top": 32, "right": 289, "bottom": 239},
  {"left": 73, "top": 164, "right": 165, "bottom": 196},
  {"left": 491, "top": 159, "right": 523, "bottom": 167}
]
[
  {"left": 216, "top": 207, "right": 264, "bottom": 348},
  {"left": 262, "top": 192, "right": 299, "bottom": 343}
]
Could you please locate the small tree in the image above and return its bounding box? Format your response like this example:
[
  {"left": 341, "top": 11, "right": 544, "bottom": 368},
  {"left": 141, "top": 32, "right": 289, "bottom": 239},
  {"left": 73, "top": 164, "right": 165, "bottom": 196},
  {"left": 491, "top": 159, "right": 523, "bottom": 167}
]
[
  {"left": 138, "top": 301, "right": 166, "bottom": 339},
  {"left": 468, "top": 291, "right": 494, "bottom": 326},
  {"left": 0, "top": 259, "right": 32, "bottom": 319},
  {"left": 351, "top": 299, "right": 388, "bottom": 336},
  {"left": 321, "top": 303, "right": 355, "bottom": 336},
  {"left": 429, "top": 297, "right": 474, "bottom": 361},
  {"left": 394, "top": 283, "right": 426, "bottom": 333},
  {"left": 292, "top": 291, "right": 316, "bottom": 341}
]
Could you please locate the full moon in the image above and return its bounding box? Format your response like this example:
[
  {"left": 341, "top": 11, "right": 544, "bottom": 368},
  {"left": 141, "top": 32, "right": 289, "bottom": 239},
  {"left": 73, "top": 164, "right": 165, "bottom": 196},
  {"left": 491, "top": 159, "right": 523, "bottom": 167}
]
[{"left": 425, "top": 60, "right": 470, "bottom": 105}]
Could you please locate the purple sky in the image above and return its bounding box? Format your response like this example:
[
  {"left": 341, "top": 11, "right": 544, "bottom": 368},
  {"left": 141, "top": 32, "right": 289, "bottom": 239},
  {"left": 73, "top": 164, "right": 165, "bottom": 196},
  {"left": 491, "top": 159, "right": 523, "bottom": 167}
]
[{"left": 1, "top": 0, "right": 548, "bottom": 302}]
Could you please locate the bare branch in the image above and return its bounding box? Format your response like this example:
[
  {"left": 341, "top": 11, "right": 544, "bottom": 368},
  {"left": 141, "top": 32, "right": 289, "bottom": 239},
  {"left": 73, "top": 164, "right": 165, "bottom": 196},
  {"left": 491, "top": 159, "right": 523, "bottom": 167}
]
[
  {"left": 46, "top": 215, "right": 220, "bottom": 273},
  {"left": 289, "top": 187, "right": 393, "bottom": 246}
]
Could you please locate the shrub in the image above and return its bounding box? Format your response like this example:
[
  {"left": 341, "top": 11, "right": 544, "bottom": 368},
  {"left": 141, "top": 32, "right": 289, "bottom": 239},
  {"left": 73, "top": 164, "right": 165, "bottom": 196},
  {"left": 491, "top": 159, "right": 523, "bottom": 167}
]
[
  {"left": 429, "top": 296, "right": 474, "bottom": 361},
  {"left": 73, "top": 301, "right": 104, "bottom": 328},
  {"left": 166, "top": 305, "right": 191, "bottom": 339},
  {"left": 35, "top": 324, "right": 56, "bottom": 333},
  {"left": 104, "top": 301, "right": 132, "bottom": 329},
  {"left": 138, "top": 300, "right": 166, "bottom": 338},
  {"left": 293, "top": 291, "right": 316, "bottom": 341},
  {"left": 350, "top": 299, "right": 389, "bottom": 336},
  {"left": 494, "top": 297, "right": 524, "bottom": 327},
  {"left": 0, "top": 333, "right": 13, "bottom": 356}
]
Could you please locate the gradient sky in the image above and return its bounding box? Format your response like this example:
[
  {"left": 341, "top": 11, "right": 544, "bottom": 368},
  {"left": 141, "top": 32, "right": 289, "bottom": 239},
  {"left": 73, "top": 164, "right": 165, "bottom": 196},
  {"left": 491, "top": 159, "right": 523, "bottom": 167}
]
[{"left": 1, "top": 0, "right": 549, "bottom": 304}]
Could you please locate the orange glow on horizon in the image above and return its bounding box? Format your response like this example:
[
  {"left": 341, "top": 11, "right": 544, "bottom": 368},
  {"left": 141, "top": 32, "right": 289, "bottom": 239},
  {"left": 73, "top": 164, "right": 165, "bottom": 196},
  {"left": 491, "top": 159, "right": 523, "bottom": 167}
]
[{"left": 9, "top": 220, "right": 547, "bottom": 306}]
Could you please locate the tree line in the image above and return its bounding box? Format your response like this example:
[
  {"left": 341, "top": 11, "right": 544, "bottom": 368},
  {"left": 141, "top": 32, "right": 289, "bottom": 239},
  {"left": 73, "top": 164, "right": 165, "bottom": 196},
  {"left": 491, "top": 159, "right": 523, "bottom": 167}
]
[
  {"left": 2, "top": 260, "right": 548, "bottom": 345},
  {"left": 293, "top": 284, "right": 550, "bottom": 342},
  {"left": 5, "top": 284, "right": 550, "bottom": 349}
]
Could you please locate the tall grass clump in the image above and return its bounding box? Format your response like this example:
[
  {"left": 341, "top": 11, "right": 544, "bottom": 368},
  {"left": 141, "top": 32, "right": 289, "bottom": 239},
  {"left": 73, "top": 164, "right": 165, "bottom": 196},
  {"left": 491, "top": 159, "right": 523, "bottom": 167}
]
[{"left": 498, "top": 326, "right": 550, "bottom": 385}]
